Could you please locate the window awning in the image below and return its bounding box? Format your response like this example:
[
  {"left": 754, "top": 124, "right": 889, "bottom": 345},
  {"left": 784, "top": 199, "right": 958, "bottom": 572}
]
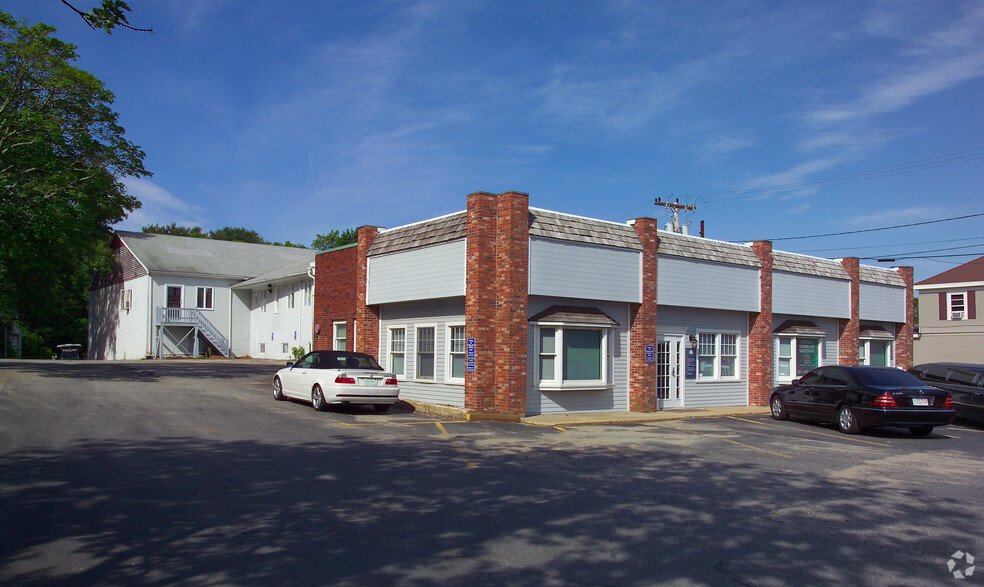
[
  {"left": 859, "top": 325, "right": 895, "bottom": 340},
  {"left": 773, "top": 320, "right": 825, "bottom": 336},
  {"left": 528, "top": 305, "right": 619, "bottom": 326}
]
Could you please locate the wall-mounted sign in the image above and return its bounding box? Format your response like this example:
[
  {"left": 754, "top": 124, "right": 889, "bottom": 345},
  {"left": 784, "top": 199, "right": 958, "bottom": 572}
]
[
  {"left": 685, "top": 347, "right": 697, "bottom": 380},
  {"left": 466, "top": 337, "right": 476, "bottom": 373},
  {"left": 645, "top": 344, "right": 655, "bottom": 364}
]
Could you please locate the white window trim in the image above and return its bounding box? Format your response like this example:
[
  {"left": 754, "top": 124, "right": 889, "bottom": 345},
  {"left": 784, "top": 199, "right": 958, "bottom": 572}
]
[
  {"left": 333, "top": 320, "right": 347, "bottom": 351},
  {"left": 445, "top": 324, "right": 467, "bottom": 385},
  {"left": 858, "top": 338, "right": 894, "bottom": 367},
  {"left": 414, "top": 324, "right": 438, "bottom": 382},
  {"left": 774, "top": 334, "right": 823, "bottom": 384},
  {"left": 696, "top": 330, "right": 741, "bottom": 382},
  {"left": 196, "top": 286, "right": 214, "bottom": 311},
  {"left": 165, "top": 285, "right": 184, "bottom": 308},
  {"left": 274, "top": 286, "right": 281, "bottom": 314},
  {"left": 534, "top": 323, "right": 612, "bottom": 391},
  {"left": 288, "top": 285, "right": 296, "bottom": 310},
  {"left": 948, "top": 292, "right": 967, "bottom": 320},
  {"left": 388, "top": 325, "right": 408, "bottom": 381}
]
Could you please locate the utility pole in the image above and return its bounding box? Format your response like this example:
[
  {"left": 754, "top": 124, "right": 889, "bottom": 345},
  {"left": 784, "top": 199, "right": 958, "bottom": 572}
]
[{"left": 654, "top": 197, "right": 697, "bottom": 234}]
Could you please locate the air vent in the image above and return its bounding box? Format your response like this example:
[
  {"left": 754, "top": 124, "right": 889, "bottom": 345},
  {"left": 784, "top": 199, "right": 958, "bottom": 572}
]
[{"left": 951, "top": 311, "right": 965, "bottom": 320}]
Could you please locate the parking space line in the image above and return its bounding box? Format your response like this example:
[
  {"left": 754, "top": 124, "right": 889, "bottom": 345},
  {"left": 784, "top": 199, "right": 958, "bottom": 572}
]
[
  {"left": 553, "top": 426, "right": 568, "bottom": 432},
  {"left": 435, "top": 422, "right": 448, "bottom": 435},
  {"left": 719, "top": 438, "right": 792, "bottom": 459},
  {"left": 727, "top": 416, "right": 892, "bottom": 447},
  {"left": 608, "top": 446, "right": 640, "bottom": 461}
]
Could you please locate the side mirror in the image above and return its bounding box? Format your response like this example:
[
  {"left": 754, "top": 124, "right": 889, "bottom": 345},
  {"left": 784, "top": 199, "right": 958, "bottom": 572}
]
[
  {"left": 286, "top": 361, "right": 294, "bottom": 369},
  {"left": 792, "top": 378, "right": 802, "bottom": 386}
]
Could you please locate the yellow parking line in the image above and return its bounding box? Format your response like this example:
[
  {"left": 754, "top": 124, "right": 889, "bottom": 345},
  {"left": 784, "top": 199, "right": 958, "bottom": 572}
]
[
  {"left": 727, "top": 416, "right": 891, "bottom": 448},
  {"left": 553, "top": 425, "right": 568, "bottom": 432},
  {"left": 435, "top": 422, "right": 448, "bottom": 435},
  {"left": 720, "top": 438, "right": 792, "bottom": 459},
  {"left": 608, "top": 446, "right": 639, "bottom": 461}
]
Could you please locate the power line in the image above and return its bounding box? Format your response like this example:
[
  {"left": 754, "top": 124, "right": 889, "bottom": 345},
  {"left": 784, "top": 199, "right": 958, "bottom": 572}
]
[
  {"left": 868, "top": 252, "right": 984, "bottom": 261},
  {"left": 795, "top": 235, "right": 984, "bottom": 253},
  {"left": 752, "top": 211, "right": 984, "bottom": 242},
  {"left": 855, "top": 242, "right": 984, "bottom": 259}
]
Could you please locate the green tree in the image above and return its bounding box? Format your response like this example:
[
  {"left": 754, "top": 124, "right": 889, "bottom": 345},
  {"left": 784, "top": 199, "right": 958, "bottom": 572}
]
[
  {"left": 61, "top": 1, "right": 153, "bottom": 34},
  {"left": 142, "top": 222, "right": 207, "bottom": 238},
  {"left": 311, "top": 228, "right": 358, "bottom": 251},
  {"left": 208, "top": 226, "right": 267, "bottom": 244},
  {"left": 0, "top": 12, "right": 149, "bottom": 355}
]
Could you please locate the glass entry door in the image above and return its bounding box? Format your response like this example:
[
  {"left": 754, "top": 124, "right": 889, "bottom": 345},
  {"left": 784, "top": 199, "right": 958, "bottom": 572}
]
[{"left": 656, "top": 336, "right": 684, "bottom": 409}]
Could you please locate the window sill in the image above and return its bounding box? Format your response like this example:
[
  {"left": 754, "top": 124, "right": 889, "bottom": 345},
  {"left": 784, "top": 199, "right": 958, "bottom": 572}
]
[
  {"left": 537, "top": 384, "right": 612, "bottom": 392},
  {"left": 695, "top": 378, "right": 741, "bottom": 384}
]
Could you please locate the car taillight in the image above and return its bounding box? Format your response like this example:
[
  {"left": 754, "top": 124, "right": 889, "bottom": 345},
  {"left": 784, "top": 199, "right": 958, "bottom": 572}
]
[
  {"left": 385, "top": 378, "right": 397, "bottom": 385},
  {"left": 335, "top": 375, "right": 356, "bottom": 384},
  {"left": 945, "top": 393, "right": 953, "bottom": 408},
  {"left": 871, "top": 392, "right": 897, "bottom": 407}
]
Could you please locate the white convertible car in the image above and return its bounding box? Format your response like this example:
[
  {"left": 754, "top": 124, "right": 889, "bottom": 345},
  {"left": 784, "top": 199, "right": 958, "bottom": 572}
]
[{"left": 272, "top": 350, "right": 400, "bottom": 413}]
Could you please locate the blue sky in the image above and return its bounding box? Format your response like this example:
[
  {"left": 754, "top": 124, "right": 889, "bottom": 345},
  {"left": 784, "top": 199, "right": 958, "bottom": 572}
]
[{"left": 8, "top": 1, "right": 984, "bottom": 281}]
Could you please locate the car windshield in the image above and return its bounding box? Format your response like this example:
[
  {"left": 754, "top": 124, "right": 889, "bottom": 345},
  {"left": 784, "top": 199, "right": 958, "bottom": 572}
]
[{"left": 852, "top": 368, "right": 924, "bottom": 388}]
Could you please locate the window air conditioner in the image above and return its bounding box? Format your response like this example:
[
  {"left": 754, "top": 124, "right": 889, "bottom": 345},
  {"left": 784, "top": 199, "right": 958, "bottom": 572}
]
[{"left": 951, "top": 311, "right": 964, "bottom": 320}]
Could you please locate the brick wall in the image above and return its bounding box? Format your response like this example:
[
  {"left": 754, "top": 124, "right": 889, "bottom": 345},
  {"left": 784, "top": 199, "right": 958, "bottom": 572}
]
[
  {"left": 494, "top": 191, "right": 529, "bottom": 415},
  {"left": 355, "top": 226, "right": 381, "bottom": 356},
  {"left": 747, "top": 241, "right": 773, "bottom": 406},
  {"left": 838, "top": 257, "right": 860, "bottom": 365},
  {"left": 629, "top": 218, "right": 659, "bottom": 412},
  {"left": 91, "top": 236, "right": 148, "bottom": 289},
  {"left": 313, "top": 245, "right": 358, "bottom": 351},
  {"left": 465, "top": 192, "right": 498, "bottom": 411},
  {"left": 895, "top": 266, "right": 915, "bottom": 369}
]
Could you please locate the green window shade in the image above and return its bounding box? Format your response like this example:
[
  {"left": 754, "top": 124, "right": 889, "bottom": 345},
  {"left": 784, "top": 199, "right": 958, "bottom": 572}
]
[{"left": 563, "top": 329, "right": 602, "bottom": 380}]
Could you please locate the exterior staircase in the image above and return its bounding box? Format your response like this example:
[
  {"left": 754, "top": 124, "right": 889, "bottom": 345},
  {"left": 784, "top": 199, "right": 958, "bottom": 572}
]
[{"left": 155, "top": 307, "right": 231, "bottom": 358}]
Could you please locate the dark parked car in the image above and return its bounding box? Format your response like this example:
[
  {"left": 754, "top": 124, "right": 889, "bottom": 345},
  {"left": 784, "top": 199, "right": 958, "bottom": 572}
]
[
  {"left": 908, "top": 363, "right": 984, "bottom": 425},
  {"left": 770, "top": 366, "right": 955, "bottom": 436},
  {"left": 54, "top": 344, "right": 82, "bottom": 360}
]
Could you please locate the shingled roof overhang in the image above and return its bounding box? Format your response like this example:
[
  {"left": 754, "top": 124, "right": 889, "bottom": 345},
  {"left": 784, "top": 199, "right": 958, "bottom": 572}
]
[{"left": 528, "top": 305, "right": 620, "bottom": 326}]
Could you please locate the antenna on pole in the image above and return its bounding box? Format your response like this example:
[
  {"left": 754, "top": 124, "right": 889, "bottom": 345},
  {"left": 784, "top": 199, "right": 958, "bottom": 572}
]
[{"left": 654, "top": 197, "right": 697, "bottom": 234}]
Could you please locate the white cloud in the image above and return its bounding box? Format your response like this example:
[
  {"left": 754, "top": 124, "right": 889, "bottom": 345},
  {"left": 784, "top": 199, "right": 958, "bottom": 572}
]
[
  {"left": 847, "top": 206, "right": 936, "bottom": 226},
  {"left": 113, "top": 178, "right": 209, "bottom": 231}
]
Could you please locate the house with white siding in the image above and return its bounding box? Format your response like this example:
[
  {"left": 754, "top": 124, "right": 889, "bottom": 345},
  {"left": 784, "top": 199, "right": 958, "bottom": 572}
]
[
  {"left": 89, "top": 231, "right": 315, "bottom": 360},
  {"left": 318, "top": 191, "right": 915, "bottom": 417}
]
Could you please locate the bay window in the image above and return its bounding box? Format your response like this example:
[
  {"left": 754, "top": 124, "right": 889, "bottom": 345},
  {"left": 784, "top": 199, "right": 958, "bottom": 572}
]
[{"left": 536, "top": 326, "right": 610, "bottom": 389}]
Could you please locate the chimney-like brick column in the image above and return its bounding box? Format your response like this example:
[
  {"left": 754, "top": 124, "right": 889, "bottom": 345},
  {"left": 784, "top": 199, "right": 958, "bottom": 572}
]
[
  {"left": 629, "top": 218, "right": 659, "bottom": 412},
  {"left": 839, "top": 257, "right": 860, "bottom": 366},
  {"left": 895, "top": 266, "right": 915, "bottom": 369},
  {"left": 355, "top": 226, "right": 380, "bottom": 356},
  {"left": 494, "top": 191, "right": 529, "bottom": 415},
  {"left": 465, "top": 192, "right": 498, "bottom": 411},
  {"left": 314, "top": 246, "right": 357, "bottom": 351},
  {"left": 747, "top": 241, "right": 773, "bottom": 406}
]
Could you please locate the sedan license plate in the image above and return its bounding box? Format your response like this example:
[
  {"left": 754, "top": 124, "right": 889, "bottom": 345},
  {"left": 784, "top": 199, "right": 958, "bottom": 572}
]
[
  {"left": 359, "top": 378, "right": 380, "bottom": 386},
  {"left": 911, "top": 398, "right": 930, "bottom": 407}
]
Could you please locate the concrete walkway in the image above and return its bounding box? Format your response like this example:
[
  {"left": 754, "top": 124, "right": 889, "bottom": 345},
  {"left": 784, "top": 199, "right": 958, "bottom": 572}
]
[{"left": 403, "top": 399, "right": 770, "bottom": 426}]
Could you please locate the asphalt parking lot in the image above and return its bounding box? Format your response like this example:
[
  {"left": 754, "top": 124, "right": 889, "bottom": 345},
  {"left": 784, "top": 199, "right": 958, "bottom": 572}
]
[{"left": 2, "top": 359, "right": 983, "bottom": 585}]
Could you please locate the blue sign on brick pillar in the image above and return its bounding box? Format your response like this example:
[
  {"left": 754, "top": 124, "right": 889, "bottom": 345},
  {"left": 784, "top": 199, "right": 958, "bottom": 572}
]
[{"left": 466, "top": 337, "right": 476, "bottom": 373}]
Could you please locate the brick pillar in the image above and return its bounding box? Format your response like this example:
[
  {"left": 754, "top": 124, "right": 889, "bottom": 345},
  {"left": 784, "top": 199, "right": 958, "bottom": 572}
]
[
  {"left": 895, "top": 266, "right": 915, "bottom": 369},
  {"left": 839, "top": 257, "right": 860, "bottom": 366},
  {"left": 747, "top": 241, "right": 773, "bottom": 406},
  {"left": 494, "top": 191, "right": 529, "bottom": 415},
  {"left": 355, "top": 226, "right": 380, "bottom": 356},
  {"left": 314, "top": 246, "right": 358, "bottom": 351},
  {"left": 628, "top": 218, "right": 659, "bottom": 412},
  {"left": 465, "top": 192, "right": 498, "bottom": 411}
]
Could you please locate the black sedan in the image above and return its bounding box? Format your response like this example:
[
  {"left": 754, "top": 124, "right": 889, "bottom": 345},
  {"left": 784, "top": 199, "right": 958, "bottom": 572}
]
[
  {"left": 908, "top": 363, "right": 984, "bottom": 425},
  {"left": 770, "top": 366, "right": 955, "bottom": 436}
]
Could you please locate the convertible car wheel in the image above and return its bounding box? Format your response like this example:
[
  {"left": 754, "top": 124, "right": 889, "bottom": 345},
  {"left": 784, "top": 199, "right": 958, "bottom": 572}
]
[
  {"left": 272, "top": 377, "right": 285, "bottom": 401},
  {"left": 312, "top": 384, "right": 330, "bottom": 412}
]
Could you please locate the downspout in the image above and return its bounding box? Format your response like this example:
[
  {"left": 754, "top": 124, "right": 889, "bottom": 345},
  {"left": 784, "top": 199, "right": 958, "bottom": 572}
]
[{"left": 307, "top": 262, "right": 316, "bottom": 351}]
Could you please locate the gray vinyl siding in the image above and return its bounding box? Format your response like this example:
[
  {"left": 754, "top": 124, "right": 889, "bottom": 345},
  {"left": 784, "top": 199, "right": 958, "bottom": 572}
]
[
  {"left": 773, "top": 272, "right": 850, "bottom": 318},
  {"left": 526, "top": 297, "right": 631, "bottom": 415},
  {"left": 367, "top": 240, "right": 465, "bottom": 305},
  {"left": 657, "top": 256, "right": 759, "bottom": 312},
  {"left": 657, "top": 306, "right": 749, "bottom": 408},
  {"left": 378, "top": 299, "right": 466, "bottom": 407},
  {"left": 860, "top": 282, "right": 906, "bottom": 323},
  {"left": 529, "top": 237, "right": 641, "bottom": 303}
]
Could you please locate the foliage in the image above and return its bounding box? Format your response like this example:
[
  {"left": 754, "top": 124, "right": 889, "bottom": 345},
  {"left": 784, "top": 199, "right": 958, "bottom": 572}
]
[
  {"left": 311, "top": 228, "right": 358, "bottom": 251},
  {"left": 208, "top": 226, "right": 266, "bottom": 244},
  {"left": 142, "top": 223, "right": 207, "bottom": 238},
  {"left": 0, "top": 12, "right": 148, "bottom": 353},
  {"left": 60, "top": 0, "right": 153, "bottom": 34},
  {"left": 20, "top": 328, "right": 50, "bottom": 359},
  {"left": 291, "top": 346, "right": 305, "bottom": 360}
]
